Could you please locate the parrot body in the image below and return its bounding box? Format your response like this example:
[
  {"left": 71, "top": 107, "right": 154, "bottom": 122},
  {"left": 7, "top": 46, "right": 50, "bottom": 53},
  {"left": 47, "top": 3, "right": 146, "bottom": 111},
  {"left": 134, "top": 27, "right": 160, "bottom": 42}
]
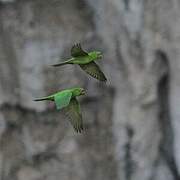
[
  {"left": 34, "top": 87, "right": 85, "bottom": 133},
  {"left": 55, "top": 52, "right": 100, "bottom": 65},
  {"left": 52, "top": 44, "right": 107, "bottom": 82}
]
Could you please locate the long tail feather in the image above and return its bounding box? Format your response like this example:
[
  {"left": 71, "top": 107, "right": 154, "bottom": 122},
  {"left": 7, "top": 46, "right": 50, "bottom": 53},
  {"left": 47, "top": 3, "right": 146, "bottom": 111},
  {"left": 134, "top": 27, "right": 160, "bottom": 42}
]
[
  {"left": 52, "top": 61, "right": 70, "bottom": 67},
  {"left": 34, "top": 96, "right": 53, "bottom": 101}
]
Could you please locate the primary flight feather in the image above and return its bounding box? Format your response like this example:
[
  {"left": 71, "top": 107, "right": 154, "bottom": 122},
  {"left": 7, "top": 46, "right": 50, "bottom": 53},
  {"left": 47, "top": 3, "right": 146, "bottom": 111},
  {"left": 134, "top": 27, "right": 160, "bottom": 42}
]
[
  {"left": 52, "top": 43, "right": 107, "bottom": 82},
  {"left": 34, "top": 87, "right": 85, "bottom": 133}
]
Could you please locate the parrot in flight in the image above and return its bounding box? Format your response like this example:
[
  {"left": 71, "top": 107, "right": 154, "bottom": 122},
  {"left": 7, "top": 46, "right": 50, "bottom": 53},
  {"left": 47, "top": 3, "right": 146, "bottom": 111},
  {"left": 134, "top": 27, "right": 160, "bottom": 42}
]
[
  {"left": 34, "top": 87, "right": 86, "bottom": 133},
  {"left": 52, "top": 43, "right": 107, "bottom": 82}
]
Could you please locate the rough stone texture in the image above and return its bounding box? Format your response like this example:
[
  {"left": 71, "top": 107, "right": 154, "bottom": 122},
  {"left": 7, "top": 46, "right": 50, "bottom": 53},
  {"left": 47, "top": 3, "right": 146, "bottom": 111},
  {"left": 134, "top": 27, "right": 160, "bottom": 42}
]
[{"left": 0, "top": 0, "right": 180, "bottom": 180}]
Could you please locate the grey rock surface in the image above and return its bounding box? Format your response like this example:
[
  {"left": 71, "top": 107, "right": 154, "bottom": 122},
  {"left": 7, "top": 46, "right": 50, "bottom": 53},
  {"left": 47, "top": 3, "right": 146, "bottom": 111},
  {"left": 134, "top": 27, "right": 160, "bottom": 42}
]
[{"left": 0, "top": 0, "right": 179, "bottom": 180}]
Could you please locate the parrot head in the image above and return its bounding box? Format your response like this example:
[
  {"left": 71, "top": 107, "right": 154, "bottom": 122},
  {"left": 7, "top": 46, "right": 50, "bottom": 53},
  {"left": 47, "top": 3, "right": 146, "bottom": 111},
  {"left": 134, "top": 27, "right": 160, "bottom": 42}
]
[
  {"left": 73, "top": 88, "right": 86, "bottom": 96},
  {"left": 89, "top": 51, "right": 103, "bottom": 60}
]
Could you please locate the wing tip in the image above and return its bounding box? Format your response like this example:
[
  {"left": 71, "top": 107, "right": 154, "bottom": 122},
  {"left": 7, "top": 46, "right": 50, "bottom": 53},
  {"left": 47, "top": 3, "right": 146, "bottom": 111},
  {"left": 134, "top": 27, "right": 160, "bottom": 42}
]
[
  {"left": 74, "top": 124, "right": 84, "bottom": 133},
  {"left": 100, "top": 77, "right": 107, "bottom": 82},
  {"left": 95, "top": 75, "right": 107, "bottom": 82},
  {"left": 72, "top": 43, "right": 80, "bottom": 49}
]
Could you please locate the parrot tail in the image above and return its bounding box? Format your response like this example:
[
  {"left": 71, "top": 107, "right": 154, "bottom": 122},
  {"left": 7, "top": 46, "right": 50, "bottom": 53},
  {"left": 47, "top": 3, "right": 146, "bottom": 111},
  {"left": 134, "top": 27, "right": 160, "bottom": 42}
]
[
  {"left": 34, "top": 96, "right": 53, "bottom": 101},
  {"left": 52, "top": 61, "right": 71, "bottom": 67}
]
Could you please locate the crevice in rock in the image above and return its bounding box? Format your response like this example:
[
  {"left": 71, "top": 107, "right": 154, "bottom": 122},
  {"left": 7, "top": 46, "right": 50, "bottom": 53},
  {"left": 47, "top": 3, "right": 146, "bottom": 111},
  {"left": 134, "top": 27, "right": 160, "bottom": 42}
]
[
  {"left": 115, "top": 38, "right": 129, "bottom": 78},
  {"left": 75, "top": 0, "right": 95, "bottom": 29},
  {"left": 123, "top": 0, "right": 130, "bottom": 10},
  {"left": 124, "top": 125, "right": 134, "bottom": 180},
  {"left": 0, "top": 11, "right": 20, "bottom": 103},
  {"left": 157, "top": 50, "right": 179, "bottom": 180}
]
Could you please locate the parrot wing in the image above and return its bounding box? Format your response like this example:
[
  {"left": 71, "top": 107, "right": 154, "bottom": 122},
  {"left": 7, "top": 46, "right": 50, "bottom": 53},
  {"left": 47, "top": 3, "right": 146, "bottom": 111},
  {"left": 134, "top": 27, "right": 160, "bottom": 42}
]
[
  {"left": 64, "top": 97, "right": 83, "bottom": 133},
  {"left": 71, "top": 43, "right": 88, "bottom": 57},
  {"left": 80, "top": 61, "right": 107, "bottom": 82},
  {"left": 54, "top": 91, "right": 72, "bottom": 110}
]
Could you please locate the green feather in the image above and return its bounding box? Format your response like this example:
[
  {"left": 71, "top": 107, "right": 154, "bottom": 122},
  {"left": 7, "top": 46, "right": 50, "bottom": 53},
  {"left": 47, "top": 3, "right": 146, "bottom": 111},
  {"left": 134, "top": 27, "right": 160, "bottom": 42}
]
[
  {"left": 54, "top": 91, "right": 72, "bottom": 110},
  {"left": 34, "top": 88, "right": 85, "bottom": 133},
  {"left": 64, "top": 97, "right": 83, "bottom": 133},
  {"left": 34, "top": 95, "right": 53, "bottom": 101},
  {"left": 71, "top": 43, "right": 88, "bottom": 57},
  {"left": 80, "top": 61, "right": 107, "bottom": 82}
]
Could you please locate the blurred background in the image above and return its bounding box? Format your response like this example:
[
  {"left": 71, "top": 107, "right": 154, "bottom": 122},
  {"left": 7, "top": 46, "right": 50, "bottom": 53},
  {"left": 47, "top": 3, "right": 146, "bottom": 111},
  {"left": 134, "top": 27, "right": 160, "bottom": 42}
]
[{"left": 0, "top": 0, "right": 180, "bottom": 180}]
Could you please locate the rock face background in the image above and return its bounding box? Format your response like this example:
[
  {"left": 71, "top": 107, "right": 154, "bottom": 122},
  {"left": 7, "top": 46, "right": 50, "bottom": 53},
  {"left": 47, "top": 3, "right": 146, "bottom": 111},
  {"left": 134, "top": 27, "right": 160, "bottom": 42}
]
[{"left": 0, "top": 0, "right": 180, "bottom": 180}]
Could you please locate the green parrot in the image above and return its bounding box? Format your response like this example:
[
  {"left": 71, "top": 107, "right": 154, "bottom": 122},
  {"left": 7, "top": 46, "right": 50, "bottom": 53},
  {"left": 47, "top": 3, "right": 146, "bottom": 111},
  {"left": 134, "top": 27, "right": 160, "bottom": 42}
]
[
  {"left": 34, "top": 87, "right": 86, "bottom": 133},
  {"left": 52, "top": 43, "right": 107, "bottom": 82}
]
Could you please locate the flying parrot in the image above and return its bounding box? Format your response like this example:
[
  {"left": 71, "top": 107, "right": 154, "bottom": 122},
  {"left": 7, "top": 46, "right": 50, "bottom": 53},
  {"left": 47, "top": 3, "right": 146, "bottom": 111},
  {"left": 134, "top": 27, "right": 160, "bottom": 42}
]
[
  {"left": 52, "top": 43, "right": 107, "bottom": 82},
  {"left": 34, "top": 87, "right": 86, "bottom": 133}
]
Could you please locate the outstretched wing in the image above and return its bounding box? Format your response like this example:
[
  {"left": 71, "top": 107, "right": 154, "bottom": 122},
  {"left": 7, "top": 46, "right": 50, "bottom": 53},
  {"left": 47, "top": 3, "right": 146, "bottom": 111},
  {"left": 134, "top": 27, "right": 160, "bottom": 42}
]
[
  {"left": 71, "top": 43, "right": 88, "bottom": 57},
  {"left": 64, "top": 98, "right": 83, "bottom": 133},
  {"left": 80, "top": 61, "right": 107, "bottom": 82},
  {"left": 54, "top": 91, "right": 72, "bottom": 110}
]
